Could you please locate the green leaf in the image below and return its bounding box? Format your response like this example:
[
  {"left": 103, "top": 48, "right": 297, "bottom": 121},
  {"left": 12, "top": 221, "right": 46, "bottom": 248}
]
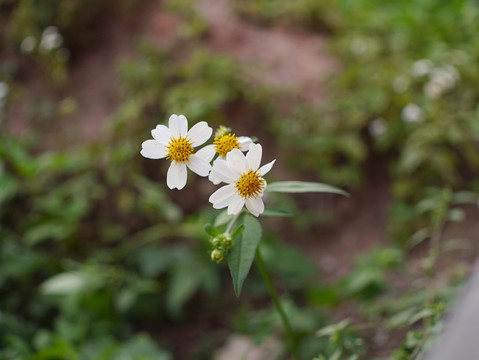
[
  {"left": 231, "top": 224, "right": 245, "bottom": 239},
  {"left": 204, "top": 223, "right": 219, "bottom": 237},
  {"left": 227, "top": 215, "right": 262, "bottom": 297},
  {"left": 214, "top": 210, "right": 233, "bottom": 226},
  {"left": 266, "top": 181, "right": 348, "bottom": 196},
  {"left": 262, "top": 207, "right": 292, "bottom": 217},
  {"left": 167, "top": 257, "right": 202, "bottom": 316}
]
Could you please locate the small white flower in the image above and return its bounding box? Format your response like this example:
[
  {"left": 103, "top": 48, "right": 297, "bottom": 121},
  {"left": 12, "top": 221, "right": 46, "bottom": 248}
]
[
  {"left": 0, "top": 82, "right": 9, "bottom": 99},
  {"left": 350, "top": 38, "right": 368, "bottom": 56},
  {"left": 200, "top": 131, "right": 253, "bottom": 185},
  {"left": 141, "top": 114, "right": 213, "bottom": 190},
  {"left": 20, "top": 36, "right": 36, "bottom": 53},
  {"left": 40, "top": 26, "right": 63, "bottom": 52},
  {"left": 411, "top": 59, "right": 434, "bottom": 77},
  {"left": 401, "top": 103, "right": 424, "bottom": 123},
  {"left": 392, "top": 76, "right": 410, "bottom": 93},
  {"left": 209, "top": 143, "right": 275, "bottom": 217},
  {"left": 423, "top": 81, "right": 443, "bottom": 99},
  {"left": 368, "top": 118, "right": 387, "bottom": 137}
]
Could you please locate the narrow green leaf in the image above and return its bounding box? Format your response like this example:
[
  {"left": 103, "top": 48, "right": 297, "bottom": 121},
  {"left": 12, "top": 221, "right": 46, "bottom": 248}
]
[
  {"left": 266, "top": 181, "right": 348, "bottom": 197},
  {"left": 204, "top": 223, "right": 219, "bottom": 237},
  {"left": 262, "top": 207, "right": 292, "bottom": 217},
  {"left": 231, "top": 224, "right": 245, "bottom": 239},
  {"left": 227, "top": 215, "right": 262, "bottom": 297}
]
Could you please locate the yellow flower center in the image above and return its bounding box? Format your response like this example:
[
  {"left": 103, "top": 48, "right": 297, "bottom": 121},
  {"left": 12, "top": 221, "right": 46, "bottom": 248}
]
[
  {"left": 214, "top": 134, "right": 240, "bottom": 157},
  {"left": 235, "top": 170, "right": 265, "bottom": 199},
  {"left": 166, "top": 136, "right": 193, "bottom": 163}
]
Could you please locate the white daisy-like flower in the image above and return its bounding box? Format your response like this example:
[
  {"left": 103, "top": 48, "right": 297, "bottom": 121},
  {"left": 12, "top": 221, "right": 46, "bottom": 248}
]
[
  {"left": 141, "top": 114, "right": 213, "bottom": 190},
  {"left": 199, "top": 129, "right": 253, "bottom": 185},
  {"left": 209, "top": 143, "right": 275, "bottom": 217}
]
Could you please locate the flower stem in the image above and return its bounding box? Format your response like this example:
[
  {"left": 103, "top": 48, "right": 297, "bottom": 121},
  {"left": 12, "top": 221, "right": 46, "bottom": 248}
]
[
  {"left": 225, "top": 212, "right": 242, "bottom": 235},
  {"left": 255, "top": 246, "right": 301, "bottom": 360}
]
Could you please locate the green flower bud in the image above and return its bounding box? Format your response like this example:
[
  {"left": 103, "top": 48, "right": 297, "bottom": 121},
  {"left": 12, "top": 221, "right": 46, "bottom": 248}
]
[
  {"left": 210, "top": 234, "right": 233, "bottom": 250},
  {"left": 211, "top": 249, "right": 225, "bottom": 263},
  {"left": 214, "top": 125, "right": 232, "bottom": 139}
]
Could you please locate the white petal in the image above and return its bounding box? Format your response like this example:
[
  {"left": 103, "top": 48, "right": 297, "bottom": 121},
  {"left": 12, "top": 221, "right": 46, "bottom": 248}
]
[
  {"left": 258, "top": 159, "right": 276, "bottom": 176},
  {"left": 196, "top": 144, "right": 216, "bottom": 163},
  {"left": 140, "top": 140, "right": 167, "bottom": 159},
  {"left": 238, "top": 137, "right": 253, "bottom": 151},
  {"left": 186, "top": 154, "right": 211, "bottom": 177},
  {"left": 228, "top": 195, "right": 245, "bottom": 215},
  {"left": 208, "top": 171, "right": 222, "bottom": 185},
  {"left": 245, "top": 197, "right": 265, "bottom": 217},
  {"left": 211, "top": 159, "right": 240, "bottom": 184},
  {"left": 167, "top": 161, "right": 187, "bottom": 190},
  {"left": 246, "top": 143, "right": 262, "bottom": 170},
  {"left": 209, "top": 184, "right": 236, "bottom": 209},
  {"left": 169, "top": 114, "right": 188, "bottom": 138},
  {"left": 187, "top": 121, "right": 212, "bottom": 147},
  {"left": 226, "top": 148, "right": 249, "bottom": 173},
  {"left": 151, "top": 125, "right": 171, "bottom": 145}
]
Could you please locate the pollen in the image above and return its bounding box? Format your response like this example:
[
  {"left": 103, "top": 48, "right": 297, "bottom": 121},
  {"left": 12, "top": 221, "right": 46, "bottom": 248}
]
[
  {"left": 235, "top": 170, "right": 265, "bottom": 199},
  {"left": 214, "top": 134, "right": 240, "bottom": 157},
  {"left": 166, "top": 136, "right": 193, "bottom": 163}
]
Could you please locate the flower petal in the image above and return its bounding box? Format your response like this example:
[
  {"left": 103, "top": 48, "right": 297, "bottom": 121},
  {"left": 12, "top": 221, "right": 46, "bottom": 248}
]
[
  {"left": 169, "top": 114, "right": 188, "bottom": 138},
  {"left": 187, "top": 154, "right": 211, "bottom": 177},
  {"left": 140, "top": 140, "right": 167, "bottom": 159},
  {"left": 228, "top": 195, "right": 245, "bottom": 215},
  {"left": 167, "top": 161, "right": 187, "bottom": 190},
  {"left": 209, "top": 184, "right": 236, "bottom": 209},
  {"left": 187, "top": 121, "right": 213, "bottom": 147},
  {"left": 208, "top": 170, "right": 222, "bottom": 185},
  {"left": 246, "top": 143, "right": 262, "bottom": 170},
  {"left": 211, "top": 159, "right": 240, "bottom": 184},
  {"left": 226, "top": 148, "right": 249, "bottom": 173},
  {"left": 151, "top": 125, "right": 171, "bottom": 145},
  {"left": 258, "top": 159, "right": 276, "bottom": 176},
  {"left": 245, "top": 197, "right": 265, "bottom": 217},
  {"left": 195, "top": 144, "right": 216, "bottom": 163},
  {"left": 238, "top": 136, "right": 253, "bottom": 151}
]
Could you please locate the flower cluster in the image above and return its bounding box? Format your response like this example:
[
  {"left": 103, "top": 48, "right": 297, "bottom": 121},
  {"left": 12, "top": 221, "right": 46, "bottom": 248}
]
[{"left": 141, "top": 114, "right": 275, "bottom": 217}]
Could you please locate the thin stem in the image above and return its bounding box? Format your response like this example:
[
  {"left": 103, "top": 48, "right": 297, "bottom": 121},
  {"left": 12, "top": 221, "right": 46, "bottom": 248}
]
[
  {"left": 255, "top": 247, "right": 301, "bottom": 360},
  {"left": 225, "top": 212, "right": 242, "bottom": 235}
]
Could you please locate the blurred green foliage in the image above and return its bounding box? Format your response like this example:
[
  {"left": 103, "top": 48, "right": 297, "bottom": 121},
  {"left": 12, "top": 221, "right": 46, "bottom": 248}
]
[{"left": 1, "top": 0, "right": 479, "bottom": 359}]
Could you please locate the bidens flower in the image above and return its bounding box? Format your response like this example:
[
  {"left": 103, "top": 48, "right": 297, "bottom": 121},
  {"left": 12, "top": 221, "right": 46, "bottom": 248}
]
[
  {"left": 209, "top": 143, "right": 275, "bottom": 217},
  {"left": 200, "top": 127, "right": 253, "bottom": 184},
  {"left": 141, "top": 114, "right": 213, "bottom": 190}
]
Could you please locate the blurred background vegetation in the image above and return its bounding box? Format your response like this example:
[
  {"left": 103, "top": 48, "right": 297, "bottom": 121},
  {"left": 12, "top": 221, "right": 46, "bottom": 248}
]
[{"left": 1, "top": 0, "right": 478, "bottom": 359}]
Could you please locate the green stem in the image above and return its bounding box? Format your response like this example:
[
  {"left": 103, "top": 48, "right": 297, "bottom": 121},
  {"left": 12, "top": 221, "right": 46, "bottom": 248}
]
[
  {"left": 225, "top": 212, "right": 242, "bottom": 235},
  {"left": 255, "top": 247, "right": 301, "bottom": 360}
]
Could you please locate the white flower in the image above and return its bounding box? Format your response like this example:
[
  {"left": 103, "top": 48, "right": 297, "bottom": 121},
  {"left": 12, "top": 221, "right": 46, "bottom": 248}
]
[
  {"left": 0, "top": 82, "right": 9, "bottom": 99},
  {"left": 200, "top": 131, "right": 253, "bottom": 185},
  {"left": 401, "top": 103, "right": 424, "bottom": 123},
  {"left": 20, "top": 36, "right": 36, "bottom": 53},
  {"left": 141, "top": 114, "right": 213, "bottom": 190},
  {"left": 411, "top": 59, "right": 434, "bottom": 77},
  {"left": 392, "top": 76, "right": 409, "bottom": 93},
  {"left": 350, "top": 38, "right": 368, "bottom": 56},
  {"left": 209, "top": 143, "right": 275, "bottom": 217},
  {"left": 368, "top": 118, "right": 387, "bottom": 137},
  {"left": 40, "top": 26, "right": 63, "bottom": 52}
]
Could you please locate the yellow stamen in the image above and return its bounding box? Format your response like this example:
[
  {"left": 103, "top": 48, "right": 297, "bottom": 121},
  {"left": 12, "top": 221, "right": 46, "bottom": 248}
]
[
  {"left": 166, "top": 136, "right": 193, "bottom": 163},
  {"left": 235, "top": 170, "right": 265, "bottom": 199},
  {"left": 214, "top": 133, "right": 241, "bottom": 157}
]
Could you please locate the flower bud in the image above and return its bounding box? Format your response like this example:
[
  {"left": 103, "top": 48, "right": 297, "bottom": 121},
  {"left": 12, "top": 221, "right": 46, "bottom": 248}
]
[
  {"left": 214, "top": 125, "right": 232, "bottom": 139},
  {"left": 211, "top": 249, "right": 225, "bottom": 263},
  {"left": 210, "top": 234, "right": 234, "bottom": 250}
]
